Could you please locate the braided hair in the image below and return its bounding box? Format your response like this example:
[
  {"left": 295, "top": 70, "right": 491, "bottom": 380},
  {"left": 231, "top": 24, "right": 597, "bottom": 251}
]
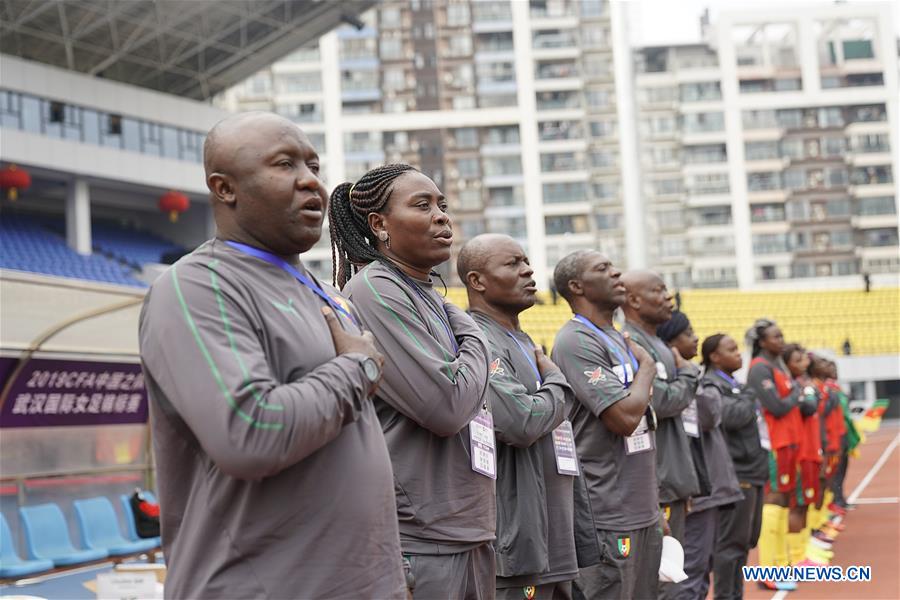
[
  {"left": 745, "top": 318, "right": 777, "bottom": 358},
  {"left": 329, "top": 163, "right": 418, "bottom": 288},
  {"left": 700, "top": 333, "right": 727, "bottom": 370}
]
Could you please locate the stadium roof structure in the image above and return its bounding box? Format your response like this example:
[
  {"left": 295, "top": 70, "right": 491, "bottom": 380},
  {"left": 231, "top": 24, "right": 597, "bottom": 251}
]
[{"left": 0, "top": 0, "right": 375, "bottom": 100}]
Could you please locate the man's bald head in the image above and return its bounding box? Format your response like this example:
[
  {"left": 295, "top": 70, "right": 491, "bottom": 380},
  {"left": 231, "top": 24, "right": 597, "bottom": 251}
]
[
  {"left": 460, "top": 234, "right": 536, "bottom": 317},
  {"left": 621, "top": 269, "right": 673, "bottom": 326},
  {"left": 457, "top": 233, "right": 514, "bottom": 283},
  {"left": 203, "top": 111, "right": 327, "bottom": 257},
  {"left": 203, "top": 112, "right": 303, "bottom": 179},
  {"left": 620, "top": 270, "right": 663, "bottom": 294}
]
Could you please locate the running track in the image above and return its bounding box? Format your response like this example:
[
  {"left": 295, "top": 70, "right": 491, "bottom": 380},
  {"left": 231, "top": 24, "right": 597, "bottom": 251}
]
[{"left": 743, "top": 421, "right": 900, "bottom": 600}]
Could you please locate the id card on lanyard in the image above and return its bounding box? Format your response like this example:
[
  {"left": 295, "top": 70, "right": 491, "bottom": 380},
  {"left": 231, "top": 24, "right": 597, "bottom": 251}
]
[
  {"left": 506, "top": 330, "right": 579, "bottom": 476},
  {"left": 682, "top": 399, "right": 700, "bottom": 437},
  {"left": 625, "top": 416, "right": 654, "bottom": 454},
  {"left": 470, "top": 409, "right": 497, "bottom": 479}
]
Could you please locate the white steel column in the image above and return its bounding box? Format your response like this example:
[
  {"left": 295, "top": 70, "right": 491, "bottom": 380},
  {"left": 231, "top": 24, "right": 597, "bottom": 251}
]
[
  {"left": 611, "top": 1, "right": 646, "bottom": 269},
  {"left": 511, "top": 0, "right": 548, "bottom": 290},
  {"left": 716, "top": 15, "right": 755, "bottom": 288},
  {"left": 65, "top": 178, "right": 91, "bottom": 255},
  {"left": 320, "top": 32, "right": 346, "bottom": 188}
]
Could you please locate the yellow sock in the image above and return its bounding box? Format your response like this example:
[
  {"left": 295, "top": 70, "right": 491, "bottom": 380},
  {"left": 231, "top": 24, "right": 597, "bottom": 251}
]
[
  {"left": 808, "top": 503, "right": 821, "bottom": 530},
  {"left": 787, "top": 532, "right": 806, "bottom": 564},
  {"left": 823, "top": 490, "right": 835, "bottom": 510},
  {"left": 759, "top": 504, "right": 789, "bottom": 567}
]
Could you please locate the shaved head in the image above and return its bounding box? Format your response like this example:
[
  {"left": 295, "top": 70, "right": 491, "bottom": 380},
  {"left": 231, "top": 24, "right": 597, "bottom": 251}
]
[
  {"left": 203, "top": 111, "right": 327, "bottom": 257},
  {"left": 203, "top": 111, "right": 303, "bottom": 180},
  {"left": 621, "top": 269, "right": 673, "bottom": 326},
  {"left": 457, "top": 233, "right": 513, "bottom": 282},
  {"left": 620, "top": 269, "right": 664, "bottom": 293}
]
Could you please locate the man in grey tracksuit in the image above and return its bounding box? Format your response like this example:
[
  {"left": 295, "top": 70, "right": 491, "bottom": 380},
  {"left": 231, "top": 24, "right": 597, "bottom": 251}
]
[
  {"left": 459, "top": 234, "right": 578, "bottom": 600},
  {"left": 621, "top": 271, "right": 701, "bottom": 600},
  {"left": 550, "top": 251, "right": 662, "bottom": 600},
  {"left": 139, "top": 113, "right": 406, "bottom": 599}
]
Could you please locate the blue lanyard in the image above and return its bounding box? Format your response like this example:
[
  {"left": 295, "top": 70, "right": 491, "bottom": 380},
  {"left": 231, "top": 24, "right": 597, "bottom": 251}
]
[
  {"left": 573, "top": 314, "right": 638, "bottom": 386},
  {"left": 715, "top": 369, "right": 741, "bottom": 393},
  {"left": 506, "top": 331, "right": 542, "bottom": 385},
  {"left": 224, "top": 241, "right": 359, "bottom": 328},
  {"left": 396, "top": 270, "right": 459, "bottom": 354}
]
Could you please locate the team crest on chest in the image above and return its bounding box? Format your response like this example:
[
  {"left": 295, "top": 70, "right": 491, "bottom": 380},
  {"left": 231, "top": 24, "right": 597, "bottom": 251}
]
[
  {"left": 617, "top": 536, "right": 631, "bottom": 557},
  {"left": 584, "top": 366, "right": 606, "bottom": 385},
  {"left": 490, "top": 358, "right": 505, "bottom": 377},
  {"left": 522, "top": 586, "right": 536, "bottom": 599}
]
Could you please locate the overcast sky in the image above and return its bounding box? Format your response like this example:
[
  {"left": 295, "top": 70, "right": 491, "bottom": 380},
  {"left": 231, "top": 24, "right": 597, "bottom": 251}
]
[{"left": 627, "top": 0, "right": 900, "bottom": 47}]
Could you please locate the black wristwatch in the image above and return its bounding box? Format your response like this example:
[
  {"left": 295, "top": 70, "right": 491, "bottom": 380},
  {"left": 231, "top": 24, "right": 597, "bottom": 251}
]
[{"left": 361, "top": 357, "right": 381, "bottom": 383}]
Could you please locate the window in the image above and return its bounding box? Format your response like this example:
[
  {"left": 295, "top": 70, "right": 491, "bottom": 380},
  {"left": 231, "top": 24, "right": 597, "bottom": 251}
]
[
  {"left": 595, "top": 211, "right": 620, "bottom": 230},
  {"left": 543, "top": 182, "right": 588, "bottom": 203},
  {"left": 541, "top": 152, "right": 584, "bottom": 172},
  {"left": 656, "top": 209, "right": 685, "bottom": 229},
  {"left": 485, "top": 126, "right": 520, "bottom": 145},
  {"left": 856, "top": 196, "right": 895, "bottom": 216},
  {"left": 487, "top": 186, "right": 523, "bottom": 207},
  {"left": 585, "top": 89, "right": 611, "bottom": 109},
  {"left": 682, "top": 112, "right": 724, "bottom": 133},
  {"left": 850, "top": 166, "right": 892, "bottom": 185},
  {"left": 852, "top": 133, "right": 890, "bottom": 153},
  {"left": 455, "top": 158, "right": 480, "bottom": 178},
  {"left": 742, "top": 109, "right": 777, "bottom": 129},
  {"left": 660, "top": 238, "right": 686, "bottom": 258},
  {"left": 688, "top": 173, "right": 730, "bottom": 195},
  {"left": 589, "top": 119, "right": 616, "bottom": 139},
  {"left": 545, "top": 215, "right": 590, "bottom": 235},
  {"left": 538, "top": 120, "right": 583, "bottom": 141},
  {"left": 684, "top": 144, "right": 726, "bottom": 164},
  {"left": 651, "top": 178, "right": 683, "bottom": 196},
  {"left": 537, "top": 91, "right": 582, "bottom": 110},
  {"left": 447, "top": 34, "right": 473, "bottom": 57},
  {"left": 278, "top": 73, "right": 322, "bottom": 93},
  {"left": 692, "top": 206, "right": 732, "bottom": 226},
  {"left": 751, "top": 204, "right": 785, "bottom": 223},
  {"left": 745, "top": 141, "right": 779, "bottom": 161},
  {"left": 488, "top": 216, "right": 527, "bottom": 238},
  {"left": 680, "top": 81, "right": 721, "bottom": 102},
  {"left": 753, "top": 233, "right": 789, "bottom": 254},
  {"left": 453, "top": 128, "right": 478, "bottom": 148},
  {"left": 747, "top": 172, "right": 781, "bottom": 192},
  {"left": 483, "top": 157, "right": 522, "bottom": 176},
  {"left": 457, "top": 189, "right": 483, "bottom": 211},
  {"left": 381, "top": 7, "right": 402, "bottom": 28},
  {"left": 472, "top": 1, "right": 511, "bottom": 23},
  {"left": 641, "top": 116, "right": 676, "bottom": 136},
  {"left": 862, "top": 228, "right": 899, "bottom": 247},
  {"left": 446, "top": 2, "right": 470, "bottom": 26},
  {"left": 380, "top": 38, "right": 405, "bottom": 60},
  {"left": 592, "top": 182, "right": 618, "bottom": 200},
  {"left": 535, "top": 60, "right": 579, "bottom": 79}
]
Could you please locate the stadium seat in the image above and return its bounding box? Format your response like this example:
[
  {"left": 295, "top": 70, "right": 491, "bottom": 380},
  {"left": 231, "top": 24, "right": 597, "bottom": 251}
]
[
  {"left": 445, "top": 286, "right": 900, "bottom": 356},
  {"left": 18, "top": 503, "right": 108, "bottom": 567},
  {"left": 119, "top": 493, "right": 161, "bottom": 546},
  {"left": 73, "top": 497, "right": 159, "bottom": 556},
  {"left": 0, "top": 513, "right": 54, "bottom": 579},
  {"left": 0, "top": 212, "right": 146, "bottom": 287}
]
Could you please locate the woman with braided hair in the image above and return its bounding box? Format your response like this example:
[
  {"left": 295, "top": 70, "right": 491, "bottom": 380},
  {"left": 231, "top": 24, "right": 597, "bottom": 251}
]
[
  {"left": 744, "top": 319, "right": 804, "bottom": 591},
  {"left": 329, "top": 164, "right": 495, "bottom": 600}
]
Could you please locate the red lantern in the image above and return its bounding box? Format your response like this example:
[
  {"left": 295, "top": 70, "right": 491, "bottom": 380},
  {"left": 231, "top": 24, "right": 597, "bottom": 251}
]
[
  {"left": 0, "top": 164, "right": 32, "bottom": 201},
  {"left": 159, "top": 190, "right": 190, "bottom": 222}
]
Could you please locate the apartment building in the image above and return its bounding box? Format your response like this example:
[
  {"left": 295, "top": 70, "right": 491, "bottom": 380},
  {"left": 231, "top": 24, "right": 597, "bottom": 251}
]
[
  {"left": 635, "top": 3, "right": 899, "bottom": 288},
  {"left": 219, "top": 1, "right": 898, "bottom": 290},
  {"left": 217, "top": 0, "right": 630, "bottom": 287}
]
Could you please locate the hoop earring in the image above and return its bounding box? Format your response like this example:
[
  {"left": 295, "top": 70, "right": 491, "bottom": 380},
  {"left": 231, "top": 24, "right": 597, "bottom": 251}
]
[{"left": 378, "top": 230, "right": 391, "bottom": 249}]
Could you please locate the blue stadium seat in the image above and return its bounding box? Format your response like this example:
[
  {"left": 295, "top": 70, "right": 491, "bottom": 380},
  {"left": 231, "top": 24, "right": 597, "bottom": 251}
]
[
  {"left": 18, "top": 503, "right": 108, "bottom": 567},
  {"left": 73, "top": 498, "right": 158, "bottom": 556},
  {"left": 0, "top": 513, "right": 54, "bottom": 578},
  {"left": 0, "top": 212, "right": 146, "bottom": 287},
  {"left": 119, "top": 493, "right": 161, "bottom": 546}
]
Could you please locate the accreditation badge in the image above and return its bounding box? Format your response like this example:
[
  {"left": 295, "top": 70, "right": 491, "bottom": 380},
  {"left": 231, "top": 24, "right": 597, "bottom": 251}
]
[
  {"left": 469, "top": 410, "right": 497, "bottom": 479},
  {"left": 552, "top": 420, "right": 580, "bottom": 476}
]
